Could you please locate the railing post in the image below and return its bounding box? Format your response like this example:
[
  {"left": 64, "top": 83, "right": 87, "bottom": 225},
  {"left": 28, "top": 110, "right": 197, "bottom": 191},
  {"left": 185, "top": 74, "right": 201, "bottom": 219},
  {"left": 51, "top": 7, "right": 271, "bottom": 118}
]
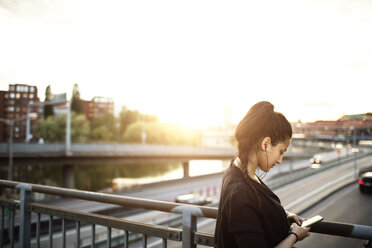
[
  {"left": 173, "top": 205, "right": 202, "bottom": 248},
  {"left": 16, "top": 184, "right": 32, "bottom": 248},
  {"left": 182, "top": 212, "right": 196, "bottom": 248},
  {"left": 182, "top": 161, "right": 190, "bottom": 179}
]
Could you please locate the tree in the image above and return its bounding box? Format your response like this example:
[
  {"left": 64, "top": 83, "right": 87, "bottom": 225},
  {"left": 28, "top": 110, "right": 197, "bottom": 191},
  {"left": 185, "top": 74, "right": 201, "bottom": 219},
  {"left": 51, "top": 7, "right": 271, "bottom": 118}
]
[
  {"left": 70, "top": 113, "right": 90, "bottom": 142},
  {"left": 90, "top": 126, "right": 113, "bottom": 142},
  {"left": 119, "top": 107, "right": 141, "bottom": 136},
  {"left": 118, "top": 106, "right": 158, "bottom": 140},
  {"left": 89, "top": 113, "right": 117, "bottom": 142},
  {"left": 33, "top": 114, "right": 66, "bottom": 142},
  {"left": 43, "top": 85, "right": 54, "bottom": 119},
  {"left": 33, "top": 113, "right": 90, "bottom": 143},
  {"left": 71, "top": 83, "right": 82, "bottom": 114}
]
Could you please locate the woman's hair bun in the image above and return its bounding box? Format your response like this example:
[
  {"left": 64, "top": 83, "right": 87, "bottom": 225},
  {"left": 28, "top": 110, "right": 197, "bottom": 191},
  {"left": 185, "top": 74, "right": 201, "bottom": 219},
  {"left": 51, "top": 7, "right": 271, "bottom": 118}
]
[
  {"left": 250, "top": 101, "right": 274, "bottom": 113},
  {"left": 249, "top": 101, "right": 274, "bottom": 123},
  {"left": 235, "top": 100, "right": 291, "bottom": 148}
]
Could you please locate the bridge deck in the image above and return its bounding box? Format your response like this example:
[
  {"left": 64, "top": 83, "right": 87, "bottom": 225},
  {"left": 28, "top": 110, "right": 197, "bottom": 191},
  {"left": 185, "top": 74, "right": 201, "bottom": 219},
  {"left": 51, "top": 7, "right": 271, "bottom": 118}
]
[{"left": 0, "top": 143, "right": 313, "bottom": 160}]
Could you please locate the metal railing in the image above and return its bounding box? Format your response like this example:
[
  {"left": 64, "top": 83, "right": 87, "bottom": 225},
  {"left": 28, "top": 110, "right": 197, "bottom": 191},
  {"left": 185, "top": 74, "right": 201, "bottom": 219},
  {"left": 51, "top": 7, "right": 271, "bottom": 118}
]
[{"left": 1, "top": 179, "right": 372, "bottom": 248}]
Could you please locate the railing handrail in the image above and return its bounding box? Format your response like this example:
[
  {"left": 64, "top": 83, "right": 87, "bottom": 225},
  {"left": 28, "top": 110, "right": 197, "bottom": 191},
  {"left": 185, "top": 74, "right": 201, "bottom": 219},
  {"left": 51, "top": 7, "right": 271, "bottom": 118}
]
[{"left": 0, "top": 179, "right": 217, "bottom": 218}]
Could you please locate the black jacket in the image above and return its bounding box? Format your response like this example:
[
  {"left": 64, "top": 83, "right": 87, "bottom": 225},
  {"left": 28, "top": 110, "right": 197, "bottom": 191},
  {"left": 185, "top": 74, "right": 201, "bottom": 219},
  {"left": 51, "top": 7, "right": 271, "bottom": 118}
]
[{"left": 214, "top": 163, "right": 290, "bottom": 248}]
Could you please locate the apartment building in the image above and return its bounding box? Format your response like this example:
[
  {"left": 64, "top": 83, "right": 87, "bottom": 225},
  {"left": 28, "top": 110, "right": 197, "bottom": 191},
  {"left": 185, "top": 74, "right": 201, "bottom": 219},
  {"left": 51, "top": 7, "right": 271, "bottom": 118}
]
[
  {"left": 0, "top": 84, "right": 40, "bottom": 142},
  {"left": 0, "top": 91, "right": 6, "bottom": 141},
  {"left": 82, "top": 96, "right": 114, "bottom": 120}
]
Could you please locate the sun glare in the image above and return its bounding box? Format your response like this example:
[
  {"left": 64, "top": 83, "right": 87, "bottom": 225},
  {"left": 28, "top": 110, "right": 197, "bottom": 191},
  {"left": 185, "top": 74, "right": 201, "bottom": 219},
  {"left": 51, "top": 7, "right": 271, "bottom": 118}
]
[{"left": 144, "top": 102, "right": 226, "bottom": 129}]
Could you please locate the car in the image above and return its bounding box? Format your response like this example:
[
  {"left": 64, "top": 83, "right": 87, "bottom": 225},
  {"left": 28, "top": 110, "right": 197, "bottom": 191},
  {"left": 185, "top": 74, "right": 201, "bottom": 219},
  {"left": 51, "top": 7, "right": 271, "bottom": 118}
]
[
  {"left": 310, "top": 155, "right": 322, "bottom": 164},
  {"left": 174, "top": 194, "right": 212, "bottom": 205},
  {"left": 310, "top": 154, "right": 323, "bottom": 168},
  {"left": 359, "top": 172, "right": 372, "bottom": 193}
]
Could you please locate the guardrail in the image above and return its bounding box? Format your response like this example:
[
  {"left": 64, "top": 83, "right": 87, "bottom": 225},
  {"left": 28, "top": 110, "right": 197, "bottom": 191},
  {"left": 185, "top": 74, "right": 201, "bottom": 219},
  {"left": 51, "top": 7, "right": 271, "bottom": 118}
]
[{"left": 1, "top": 180, "right": 372, "bottom": 248}]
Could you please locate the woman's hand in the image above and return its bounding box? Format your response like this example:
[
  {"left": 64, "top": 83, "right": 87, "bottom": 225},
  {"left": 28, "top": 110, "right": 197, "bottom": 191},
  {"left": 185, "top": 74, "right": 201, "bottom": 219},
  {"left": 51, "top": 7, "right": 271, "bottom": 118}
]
[
  {"left": 286, "top": 211, "right": 305, "bottom": 226},
  {"left": 290, "top": 223, "right": 311, "bottom": 241}
]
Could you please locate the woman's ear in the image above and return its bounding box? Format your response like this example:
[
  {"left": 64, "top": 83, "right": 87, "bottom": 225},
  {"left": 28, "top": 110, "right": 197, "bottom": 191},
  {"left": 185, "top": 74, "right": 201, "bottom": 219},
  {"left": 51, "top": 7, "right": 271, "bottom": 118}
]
[{"left": 261, "top": 137, "right": 271, "bottom": 151}]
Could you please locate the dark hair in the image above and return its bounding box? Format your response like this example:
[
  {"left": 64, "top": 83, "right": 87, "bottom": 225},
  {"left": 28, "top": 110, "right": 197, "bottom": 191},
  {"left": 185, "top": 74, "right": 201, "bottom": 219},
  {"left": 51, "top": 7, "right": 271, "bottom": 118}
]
[{"left": 235, "top": 101, "right": 292, "bottom": 186}]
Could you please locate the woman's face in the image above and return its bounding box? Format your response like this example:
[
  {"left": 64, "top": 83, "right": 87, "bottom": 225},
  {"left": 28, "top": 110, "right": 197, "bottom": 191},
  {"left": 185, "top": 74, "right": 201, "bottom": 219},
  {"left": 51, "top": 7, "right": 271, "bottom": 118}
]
[{"left": 258, "top": 138, "right": 291, "bottom": 172}]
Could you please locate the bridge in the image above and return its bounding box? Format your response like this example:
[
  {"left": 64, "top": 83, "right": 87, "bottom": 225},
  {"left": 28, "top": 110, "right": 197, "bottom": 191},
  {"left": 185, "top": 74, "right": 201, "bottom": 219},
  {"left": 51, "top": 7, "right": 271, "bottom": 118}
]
[{"left": 0, "top": 143, "right": 314, "bottom": 160}]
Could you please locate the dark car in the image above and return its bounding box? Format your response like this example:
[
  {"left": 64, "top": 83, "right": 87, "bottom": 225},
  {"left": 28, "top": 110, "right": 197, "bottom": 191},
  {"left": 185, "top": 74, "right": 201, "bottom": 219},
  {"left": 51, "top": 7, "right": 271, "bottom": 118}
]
[
  {"left": 359, "top": 172, "right": 372, "bottom": 193},
  {"left": 174, "top": 194, "right": 212, "bottom": 205}
]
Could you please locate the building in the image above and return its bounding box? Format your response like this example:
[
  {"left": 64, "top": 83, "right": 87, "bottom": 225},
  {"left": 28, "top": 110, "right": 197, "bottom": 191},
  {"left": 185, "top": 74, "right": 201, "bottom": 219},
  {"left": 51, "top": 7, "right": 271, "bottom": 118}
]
[
  {"left": 0, "top": 84, "right": 40, "bottom": 142},
  {"left": 0, "top": 85, "right": 115, "bottom": 142},
  {"left": 0, "top": 91, "right": 6, "bottom": 141},
  {"left": 81, "top": 99, "right": 91, "bottom": 119},
  {"left": 81, "top": 96, "right": 114, "bottom": 120},
  {"left": 292, "top": 113, "right": 372, "bottom": 144},
  {"left": 90, "top": 96, "right": 114, "bottom": 117},
  {"left": 51, "top": 96, "right": 113, "bottom": 121}
]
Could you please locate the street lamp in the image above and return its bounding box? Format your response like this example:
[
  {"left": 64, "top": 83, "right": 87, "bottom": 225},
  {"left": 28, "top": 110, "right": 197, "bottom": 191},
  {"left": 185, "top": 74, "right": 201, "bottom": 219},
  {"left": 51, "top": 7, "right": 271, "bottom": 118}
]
[
  {"left": 352, "top": 119, "right": 358, "bottom": 179},
  {"left": 0, "top": 116, "right": 28, "bottom": 181},
  {"left": 66, "top": 101, "right": 71, "bottom": 155}
]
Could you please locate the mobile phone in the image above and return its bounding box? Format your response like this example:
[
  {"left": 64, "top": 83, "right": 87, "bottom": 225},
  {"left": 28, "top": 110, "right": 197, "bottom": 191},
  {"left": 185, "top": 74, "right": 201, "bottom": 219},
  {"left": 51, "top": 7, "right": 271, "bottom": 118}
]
[{"left": 301, "top": 215, "right": 323, "bottom": 227}]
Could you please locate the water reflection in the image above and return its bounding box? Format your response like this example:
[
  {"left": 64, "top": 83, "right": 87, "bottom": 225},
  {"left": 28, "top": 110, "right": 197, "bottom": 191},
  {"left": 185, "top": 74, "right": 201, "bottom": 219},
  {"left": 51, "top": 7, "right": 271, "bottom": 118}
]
[
  {"left": 112, "top": 168, "right": 184, "bottom": 192},
  {"left": 2, "top": 160, "right": 228, "bottom": 192},
  {"left": 189, "top": 160, "right": 229, "bottom": 177},
  {"left": 76, "top": 162, "right": 184, "bottom": 191},
  {"left": 111, "top": 160, "right": 229, "bottom": 192}
]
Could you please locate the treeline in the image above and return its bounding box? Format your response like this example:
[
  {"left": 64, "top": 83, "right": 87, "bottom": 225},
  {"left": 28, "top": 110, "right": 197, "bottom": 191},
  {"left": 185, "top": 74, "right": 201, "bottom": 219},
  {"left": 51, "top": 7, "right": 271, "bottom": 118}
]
[{"left": 33, "top": 84, "right": 201, "bottom": 145}]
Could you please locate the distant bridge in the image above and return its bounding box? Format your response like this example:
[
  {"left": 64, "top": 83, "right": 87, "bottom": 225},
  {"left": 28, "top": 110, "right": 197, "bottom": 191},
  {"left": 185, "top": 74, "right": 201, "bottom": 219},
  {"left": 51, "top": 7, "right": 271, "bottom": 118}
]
[{"left": 0, "top": 143, "right": 314, "bottom": 161}]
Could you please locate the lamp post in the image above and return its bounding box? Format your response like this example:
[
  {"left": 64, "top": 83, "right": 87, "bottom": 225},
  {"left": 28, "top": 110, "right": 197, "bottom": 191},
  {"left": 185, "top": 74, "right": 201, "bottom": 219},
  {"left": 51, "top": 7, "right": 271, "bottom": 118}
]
[
  {"left": 66, "top": 101, "right": 71, "bottom": 155},
  {"left": 353, "top": 120, "right": 358, "bottom": 179},
  {"left": 0, "top": 116, "right": 27, "bottom": 181}
]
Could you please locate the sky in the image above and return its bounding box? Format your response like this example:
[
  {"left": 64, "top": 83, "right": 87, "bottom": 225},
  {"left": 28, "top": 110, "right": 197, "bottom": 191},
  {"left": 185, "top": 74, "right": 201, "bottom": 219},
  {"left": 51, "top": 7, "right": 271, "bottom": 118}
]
[{"left": 0, "top": 0, "right": 371, "bottom": 128}]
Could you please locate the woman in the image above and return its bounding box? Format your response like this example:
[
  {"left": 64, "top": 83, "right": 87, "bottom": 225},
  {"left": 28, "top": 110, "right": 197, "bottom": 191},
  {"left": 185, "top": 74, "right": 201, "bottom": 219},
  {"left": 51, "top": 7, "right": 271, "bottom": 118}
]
[{"left": 214, "top": 101, "right": 310, "bottom": 248}]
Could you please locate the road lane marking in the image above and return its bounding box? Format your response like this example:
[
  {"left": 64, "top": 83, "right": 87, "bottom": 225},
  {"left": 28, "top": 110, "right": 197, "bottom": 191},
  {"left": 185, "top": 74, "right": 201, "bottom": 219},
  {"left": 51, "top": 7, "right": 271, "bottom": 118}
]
[
  {"left": 285, "top": 171, "right": 353, "bottom": 210},
  {"left": 307, "top": 183, "right": 357, "bottom": 215}
]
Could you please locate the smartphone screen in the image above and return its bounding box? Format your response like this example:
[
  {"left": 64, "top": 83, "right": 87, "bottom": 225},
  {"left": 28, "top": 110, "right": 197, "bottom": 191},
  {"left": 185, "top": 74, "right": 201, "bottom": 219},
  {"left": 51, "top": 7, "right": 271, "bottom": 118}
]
[{"left": 301, "top": 215, "right": 323, "bottom": 227}]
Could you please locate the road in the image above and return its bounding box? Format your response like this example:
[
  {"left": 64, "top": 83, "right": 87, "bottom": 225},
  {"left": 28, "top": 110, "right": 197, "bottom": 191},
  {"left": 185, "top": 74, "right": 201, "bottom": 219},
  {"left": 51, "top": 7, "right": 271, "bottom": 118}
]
[{"left": 300, "top": 183, "right": 372, "bottom": 248}]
